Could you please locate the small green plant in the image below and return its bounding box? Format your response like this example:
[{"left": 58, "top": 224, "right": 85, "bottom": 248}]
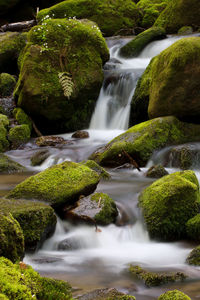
[{"left": 58, "top": 72, "right": 74, "bottom": 99}]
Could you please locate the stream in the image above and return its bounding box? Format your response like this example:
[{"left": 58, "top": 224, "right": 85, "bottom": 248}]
[{"left": 2, "top": 34, "right": 200, "bottom": 299}]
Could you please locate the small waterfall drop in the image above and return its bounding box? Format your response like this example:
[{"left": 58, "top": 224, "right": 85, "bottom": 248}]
[{"left": 90, "top": 35, "right": 189, "bottom": 130}]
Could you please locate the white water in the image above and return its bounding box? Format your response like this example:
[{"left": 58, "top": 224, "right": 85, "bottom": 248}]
[{"left": 90, "top": 35, "right": 184, "bottom": 130}]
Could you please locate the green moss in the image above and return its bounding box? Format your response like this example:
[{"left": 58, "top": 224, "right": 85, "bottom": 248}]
[
  {"left": 120, "top": 27, "right": 166, "bottom": 58},
  {"left": 0, "top": 213, "right": 24, "bottom": 263},
  {"left": 158, "top": 290, "right": 191, "bottom": 299},
  {"left": 129, "top": 265, "right": 186, "bottom": 287},
  {"left": 7, "top": 161, "right": 100, "bottom": 210},
  {"left": 0, "top": 114, "right": 9, "bottom": 128},
  {"left": 81, "top": 160, "right": 110, "bottom": 180},
  {"left": 146, "top": 164, "right": 168, "bottom": 178},
  {"left": 138, "top": 170, "right": 200, "bottom": 240},
  {"left": 91, "top": 192, "right": 118, "bottom": 225},
  {"left": 13, "top": 108, "right": 32, "bottom": 131},
  {"left": 186, "top": 214, "right": 200, "bottom": 241},
  {"left": 178, "top": 26, "right": 193, "bottom": 35},
  {"left": 90, "top": 116, "right": 200, "bottom": 167},
  {"left": 154, "top": 0, "right": 200, "bottom": 33},
  {"left": 0, "top": 121, "right": 10, "bottom": 152},
  {"left": 0, "top": 198, "right": 57, "bottom": 250},
  {"left": 0, "top": 257, "right": 72, "bottom": 300},
  {"left": 137, "top": 0, "right": 170, "bottom": 28},
  {"left": 37, "top": 0, "right": 142, "bottom": 37},
  {"left": 0, "top": 293, "right": 9, "bottom": 300},
  {"left": 14, "top": 18, "right": 109, "bottom": 133},
  {"left": 186, "top": 245, "right": 200, "bottom": 266},
  {"left": 0, "top": 32, "right": 27, "bottom": 74},
  {"left": 8, "top": 125, "right": 31, "bottom": 148},
  {"left": 0, "top": 73, "right": 16, "bottom": 97},
  {"left": 0, "top": 154, "right": 26, "bottom": 173}
]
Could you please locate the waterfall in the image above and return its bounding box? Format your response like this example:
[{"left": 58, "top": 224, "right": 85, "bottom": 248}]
[{"left": 90, "top": 35, "right": 187, "bottom": 131}]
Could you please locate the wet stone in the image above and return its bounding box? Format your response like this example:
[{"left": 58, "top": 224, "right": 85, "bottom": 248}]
[
  {"left": 72, "top": 130, "right": 89, "bottom": 139},
  {"left": 30, "top": 149, "right": 50, "bottom": 166},
  {"left": 77, "top": 287, "right": 136, "bottom": 300},
  {"left": 35, "top": 136, "right": 72, "bottom": 147},
  {"left": 58, "top": 237, "right": 83, "bottom": 251},
  {"left": 145, "top": 164, "right": 168, "bottom": 178}
]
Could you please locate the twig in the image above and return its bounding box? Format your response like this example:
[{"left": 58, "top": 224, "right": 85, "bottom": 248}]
[{"left": 122, "top": 150, "right": 141, "bottom": 172}]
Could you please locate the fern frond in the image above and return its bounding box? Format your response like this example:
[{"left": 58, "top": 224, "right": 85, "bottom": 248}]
[{"left": 58, "top": 72, "right": 74, "bottom": 99}]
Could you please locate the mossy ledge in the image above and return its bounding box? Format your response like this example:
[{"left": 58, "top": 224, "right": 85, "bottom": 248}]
[
  {"left": 6, "top": 161, "right": 100, "bottom": 212},
  {"left": 90, "top": 116, "right": 200, "bottom": 167},
  {"left": 158, "top": 289, "right": 191, "bottom": 300}
]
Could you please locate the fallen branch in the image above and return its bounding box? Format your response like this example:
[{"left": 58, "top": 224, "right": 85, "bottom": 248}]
[
  {"left": 30, "top": 118, "right": 43, "bottom": 137},
  {"left": 122, "top": 150, "right": 141, "bottom": 172},
  {"left": 0, "top": 20, "right": 37, "bottom": 32}
]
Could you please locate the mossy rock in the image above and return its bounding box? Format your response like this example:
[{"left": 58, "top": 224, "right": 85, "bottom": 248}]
[
  {"left": 30, "top": 149, "right": 49, "bottom": 166},
  {"left": 81, "top": 160, "right": 110, "bottom": 180},
  {"left": 14, "top": 19, "right": 109, "bottom": 134},
  {"left": 37, "top": 0, "right": 142, "bottom": 37},
  {"left": 169, "top": 145, "right": 195, "bottom": 170},
  {"left": 145, "top": 164, "right": 168, "bottom": 178},
  {"left": 90, "top": 116, "right": 200, "bottom": 167},
  {"left": 0, "top": 32, "right": 26, "bottom": 74},
  {"left": 178, "top": 26, "right": 193, "bottom": 35},
  {"left": 0, "top": 154, "right": 26, "bottom": 173},
  {"left": 77, "top": 288, "right": 136, "bottom": 300},
  {"left": 0, "top": 198, "right": 57, "bottom": 251},
  {"left": 136, "top": 0, "right": 170, "bottom": 28},
  {"left": 138, "top": 170, "right": 200, "bottom": 241},
  {"left": 154, "top": 0, "right": 200, "bottom": 33},
  {"left": 0, "top": 213, "right": 24, "bottom": 263},
  {"left": 0, "top": 73, "right": 16, "bottom": 97},
  {"left": 0, "top": 294, "right": 8, "bottom": 300},
  {"left": 186, "top": 245, "right": 200, "bottom": 266},
  {"left": 186, "top": 214, "right": 200, "bottom": 242},
  {"left": 129, "top": 265, "right": 186, "bottom": 287},
  {"left": 158, "top": 290, "right": 191, "bottom": 300},
  {"left": 119, "top": 27, "right": 166, "bottom": 58},
  {"left": 8, "top": 124, "right": 31, "bottom": 148},
  {"left": 7, "top": 161, "right": 100, "bottom": 211},
  {"left": 66, "top": 192, "right": 118, "bottom": 226},
  {"left": 13, "top": 108, "right": 32, "bottom": 131},
  {"left": 0, "top": 115, "right": 10, "bottom": 152},
  {"left": 0, "top": 257, "right": 72, "bottom": 300}
]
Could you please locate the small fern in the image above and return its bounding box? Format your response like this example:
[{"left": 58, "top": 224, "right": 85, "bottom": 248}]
[{"left": 58, "top": 72, "right": 74, "bottom": 99}]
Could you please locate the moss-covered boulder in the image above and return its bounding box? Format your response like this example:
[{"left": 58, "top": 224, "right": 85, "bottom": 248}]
[
  {"left": 0, "top": 198, "right": 57, "bottom": 251},
  {"left": 186, "top": 245, "right": 200, "bottom": 266},
  {"left": 138, "top": 170, "right": 200, "bottom": 240},
  {"left": 178, "top": 26, "right": 193, "bottom": 35},
  {"left": 120, "top": 27, "right": 166, "bottom": 58},
  {"left": 13, "top": 108, "right": 32, "bottom": 131},
  {"left": 0, "top": 114, "right": 10, "bottom": 152},
  {"left": 14, "top": 18, "right": 109, "bottom": 134},
  {"left": 186, "top": 214, "right": 200, "bottom": 242},
  {"left": 0, "top": 213, "right": 24, "bottom": 262},
  {"left": 154, "top": 0, "right": 200, "bottom": 33},
  {"left": 66, "top": 192, "right": 118, "bottom": 225},
  {"left": 7, "top": 161, "right": 100, "bottom": 211},
  {"left": 0, "top": 32, "right": 26, "bottom": 74},
  {"left": 0, "top": 73, "right": 16, "bottom": 97},
  {"left": 90, "top": 116, "right": 200, "bottom": 167},
  {"left": 0, "top": 257, "right": 72, "bottom": 300},
  {"left": 169, "top": 145, "right": 196, "bottom": 170},
  {"left": 37, "top": 0, "right": 142, "bottom": 37},
  {"left": 145, "top": 164, "right": 168, "bottom": 178},
  {"left": 81, "top": 160, "right": 110, "bottom": 180},
  {"left": 136, "top": 0, "right": 170, "bottom": 28},
  {"left": 129, "top": 265, "right": 186, "bottom": 287},
  {"left": 8, "top": 124, "right": 31, "bottom": 148},
  {"left": 0, "top": 154, "right": 26, "bottom": 173},
  {"left": 158, "top": 290, "right": 191, "bottom": 300}
]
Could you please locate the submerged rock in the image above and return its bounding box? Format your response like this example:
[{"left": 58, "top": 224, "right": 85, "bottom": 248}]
[
  {"left": 158, "top": 290, "right": 191, "bottom": 300},
  {"left": 169, "top": 145, "right": 197, "bottom": 170},
  {"left": 14, "top": 18, "right": 109, "bottom": 134},
  {"left": 58, "top": 236, "right": 83, "bottom": 251},
  {"left": 120, "top": 27, "right": 166, "bottom": 58},
  {"left": 72, "top": 130, "right": 89, "bottom": 139},
  {"left": 138, "top": 170, "right": 200, "bottom": 241},
  {"left": 77, "top": 287, "right": 136, "bottom": 300},
  {"left": 186, "top": 245, "right": 200, "bottom": 266},
  {"left": 7, "top": 161, "right": 100, "bottom": 211},
  {"left": 90, "top": 116, "right": 200, "bottom": 167},
  {"left": 129, "top": 265, "right": 186, "bottom": 287},
  {"left": 145, "top": 164, "right": 168, "bottom": 178},
  {"left": 0, "top": 198, "right": 57, "bottom": 251},
  {"left": 0, "top": 73, "right": 16, "bottom": 97},
  {"left": 0, "top": 257, "right": 72, "bottom": 300},
  {"left": 0, "top": 213, "right": 24, "bottom": 263},
  {"left": 30, "top": 149, "right": 50, "bottom": 166},
  {"left": 37, "top": 0, "right": 142, "bottom": 37},
  {"left": 66, "top": 192, "right": 118, "bottom": 226},
  {"left": 0, "top": 154, "right": 26, "bottom": 173},
  {"left": 154, "top": 0, "right": 200, "bottom": 33}
]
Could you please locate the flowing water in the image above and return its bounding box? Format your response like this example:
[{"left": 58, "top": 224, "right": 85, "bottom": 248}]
[{"left": 2, "top": 34, "right": 200, "bottom": 299}]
